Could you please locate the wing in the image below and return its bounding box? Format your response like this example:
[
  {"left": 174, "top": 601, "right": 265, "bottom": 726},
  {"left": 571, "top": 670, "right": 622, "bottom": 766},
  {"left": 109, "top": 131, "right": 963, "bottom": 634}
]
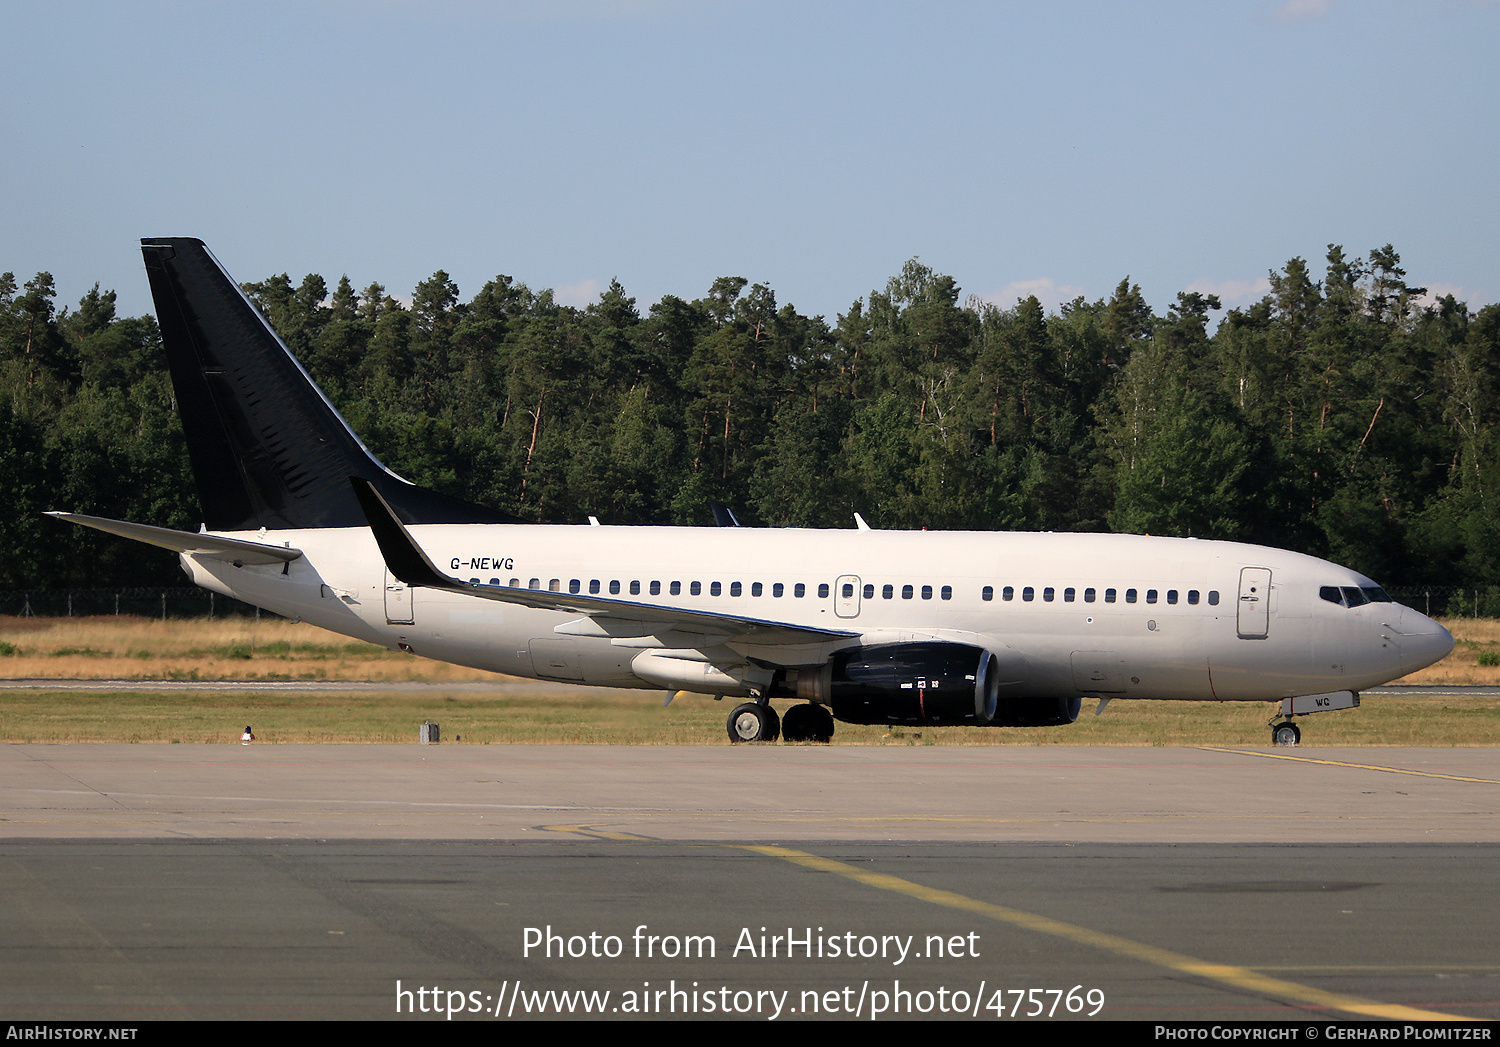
[
  {"left": 46, "top": 512, "right": 303, "bottom": 566},
  {"left": 351, "top": 478, "right": 855, "bottom": 648}
]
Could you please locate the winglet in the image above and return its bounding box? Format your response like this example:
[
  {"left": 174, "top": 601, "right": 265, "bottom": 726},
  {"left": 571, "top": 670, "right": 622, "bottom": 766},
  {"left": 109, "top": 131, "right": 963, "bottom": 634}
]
[{"left": 350, "top": 477, "right": 456, "bottom": 589}]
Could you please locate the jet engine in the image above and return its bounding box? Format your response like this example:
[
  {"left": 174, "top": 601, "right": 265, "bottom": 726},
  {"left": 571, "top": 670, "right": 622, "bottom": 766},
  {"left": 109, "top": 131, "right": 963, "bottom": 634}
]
[
  {"left": 774, "top": 641, "right": 1078, "bottom": 727},
  {"left": 777, "top": 642, "right": 1001, "bottom": 726}
]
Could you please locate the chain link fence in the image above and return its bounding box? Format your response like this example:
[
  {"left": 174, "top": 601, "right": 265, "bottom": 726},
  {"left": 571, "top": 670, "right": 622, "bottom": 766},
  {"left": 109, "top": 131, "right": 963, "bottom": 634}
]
[
  {"left": 0, "top": 588, "right": 276, "bottom": 620},
  {"left": 1385, "top": 587, "right": 1500, "bottom": 620}
]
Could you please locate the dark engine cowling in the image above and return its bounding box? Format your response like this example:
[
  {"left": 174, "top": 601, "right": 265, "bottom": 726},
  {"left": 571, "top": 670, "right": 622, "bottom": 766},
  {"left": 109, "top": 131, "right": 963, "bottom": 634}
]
[
  {"left": 779, "top": 642, "right": 999, "bottom": 726},
  {"left": 776, "top": 642, "right": 1079, "bottom": 727},
  {"left": 988, "top": 695, "right": 1082, "bottom": 727}
]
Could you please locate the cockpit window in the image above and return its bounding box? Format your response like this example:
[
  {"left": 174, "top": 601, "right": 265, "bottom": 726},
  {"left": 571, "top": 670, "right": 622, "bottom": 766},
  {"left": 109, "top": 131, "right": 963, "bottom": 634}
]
[
  {"left": 1341, "top": 586, "right": 1370, "bottom": 607},
  {"left": 1362, "top": 587, "right": 1393, "bottom": 603},
  {"left": 1320, "top": 586, "right": 1344, "bottom": 606}
]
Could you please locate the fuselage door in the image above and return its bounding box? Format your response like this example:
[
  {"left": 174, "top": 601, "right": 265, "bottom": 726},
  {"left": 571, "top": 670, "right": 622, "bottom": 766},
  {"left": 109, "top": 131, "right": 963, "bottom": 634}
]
[
  {"left": 385, "top": 570, "right": 414, "bottom": 625},
  {"left": 835, "top": 574, "right": 861, "bottom": 618},
  {"left": 1237, "top": 567, "right": 1271, "bottom": 639}
]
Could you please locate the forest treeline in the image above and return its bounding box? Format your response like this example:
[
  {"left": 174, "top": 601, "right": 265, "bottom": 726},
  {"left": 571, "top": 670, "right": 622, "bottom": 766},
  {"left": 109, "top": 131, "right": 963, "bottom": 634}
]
[{"left": 1, "top": 246, "right": 1496, "bottom": 592}]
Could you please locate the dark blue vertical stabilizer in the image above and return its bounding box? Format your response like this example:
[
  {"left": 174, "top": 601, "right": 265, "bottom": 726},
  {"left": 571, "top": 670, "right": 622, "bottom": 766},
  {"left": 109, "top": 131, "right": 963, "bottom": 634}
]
[{"left": 142, "top": 238, "right": 521, "bottom": 530}]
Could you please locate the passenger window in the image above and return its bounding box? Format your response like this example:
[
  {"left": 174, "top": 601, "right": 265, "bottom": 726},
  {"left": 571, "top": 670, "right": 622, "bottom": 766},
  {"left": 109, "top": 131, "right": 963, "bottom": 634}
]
[
  {"left": 842, "top": 583, "right": 854, "bottom": 598},
  {"left": 794, "top": 583, "right": 805, "bottom": 598},
  {"left": 470, "top": 577, "right": 480, "bottom": 585},
  {"left": 902, "top": 584, "right": 914, "bottom": 600},
  {"left": 1043, "top": 586, "right": 1054, "bottom": 602},
  {"left": 1208, "top": 591, "right": 1219, "bottom": 605},
  {"left": 921, "top": 585, "right": 933, "bottom": 600},
  {"left": 609, "top": 580, "right": 621, "bottom": 595},
  {"left": 529, "top": 578, "right": 540, "bottom": 589},
  {"left": 569, "top": 579, "right": 581, "bottom": 594},
  {"left": 1146, "top": 589, "right": 1157, "bottom": 604},
  {"left": 1084, "top": 588, "right": 1096, "bottom": 603},
  {"left": 730, "top": 582, "right": 742, "bottom": 597},
  {"left": 1166, "top": 590, "right": 1178, "bottom": 604},
  {"left": 982, "top": 585, "right": 993, "bottom": 601},
  {"left": 710, "top": 581, "right": 722, "bottom": 596},
  {"left": 549, "top": 579, "right": 561, "bottom": 592},
  {"left": 1126, "top": 589, "right": 1137, "bottom": 603},
  {"left": 650, "top": 580, "right": 661, "bottom": 596},
  {"left": 589, "top": 579, "right": 601, "bottom": 594},
  {"left": 1105, "top": 588, "right": 1116, "bottom": 603},
  {"left": 510, "top": 578, "right": 520, "bottom": 587},
  {"left": 751, "top": 582, "right": 762, "bottom": 597},
  {"left": 773, "top": 583, "right": 783, "bottom": 597},
  {"left": 630, "top": 580, "right": 641, "bottom": 595},
  {"left": 1187, "top": 590, "right": 1199, "bottom": 605},
  {"left": 941, "top": 585, "right": 952, "bottom": 601},
  {"left": 862, "top": 584, "right": 873, "bottom": 599},
  {"left": 1003, "top": 586, "right": 1014, "bottom": 601},
  {"left": 1064, "top": 587, "right": 1075, "bottom": 603},
  {"left": 690, "top": 581, "right": 701, "bottom": 596},
  {"left": 670, "top": 581, "right": 681, "bottom": 596},
  {"left": 1023, "top": 587, "right": 1035, "bottom": 602},
  {"left": 818, "top": 583, "right": 830, "bottom": 599},
  {"left": 489, "top": 578, "right": 500, "bottom": 586},
  {"left": 883, "top": 584, "right": 894, "bottom": 599}
]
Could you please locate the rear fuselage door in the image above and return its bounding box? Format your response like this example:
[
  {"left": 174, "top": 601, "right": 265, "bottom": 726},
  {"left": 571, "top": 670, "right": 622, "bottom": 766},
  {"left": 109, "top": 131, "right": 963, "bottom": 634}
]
[
  {"left": 1237, "top": 567, "right": 1271, "bottom": 639},
  {"left": 385, "top": 570, "right": 414, "bottom": 625},
  {"left": 835, "top": 575, "right": 861, "bottom": 618}
]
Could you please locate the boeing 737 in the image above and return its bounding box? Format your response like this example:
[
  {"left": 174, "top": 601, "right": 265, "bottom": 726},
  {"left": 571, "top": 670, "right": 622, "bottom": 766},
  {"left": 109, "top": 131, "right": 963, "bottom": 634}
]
[{"left": 49, "top": 239, "right": 1455, "bottom": 745}]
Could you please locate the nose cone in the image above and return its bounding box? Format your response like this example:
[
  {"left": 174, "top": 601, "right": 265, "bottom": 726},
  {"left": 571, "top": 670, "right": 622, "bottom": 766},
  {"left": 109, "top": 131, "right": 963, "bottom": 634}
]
[{"left": 1393, "top": 608, "right": 1454, "bottom": 675}]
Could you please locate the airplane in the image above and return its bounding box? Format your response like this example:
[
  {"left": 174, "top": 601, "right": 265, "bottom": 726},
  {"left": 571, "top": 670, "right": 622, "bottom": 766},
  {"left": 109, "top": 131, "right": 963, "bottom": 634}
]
[{"left": 48, "top": 238, "right": 1455, "bottom": 746}]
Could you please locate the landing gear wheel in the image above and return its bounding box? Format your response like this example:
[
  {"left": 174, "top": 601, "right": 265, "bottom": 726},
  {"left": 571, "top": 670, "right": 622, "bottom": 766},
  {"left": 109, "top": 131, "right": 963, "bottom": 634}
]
[
  {"left": 781, "top": 703, "right": 835, "bottom": 743},
  {"left": 727, "top": 702, "right": 780, "bottom": 743},
  {"left": 1272, "top": 722, "right": 1301, "bottom": 747}
]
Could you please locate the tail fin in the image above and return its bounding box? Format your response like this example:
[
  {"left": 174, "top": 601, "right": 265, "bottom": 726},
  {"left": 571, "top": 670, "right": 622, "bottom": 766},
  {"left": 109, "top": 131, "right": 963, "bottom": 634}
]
[{"left": 142, "top": 238, "right": 520, "bottom": 530}]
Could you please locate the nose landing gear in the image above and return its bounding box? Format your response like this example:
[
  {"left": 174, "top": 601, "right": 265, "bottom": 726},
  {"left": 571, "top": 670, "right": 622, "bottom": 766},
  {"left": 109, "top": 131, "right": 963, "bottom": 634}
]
[{"left": 1271, "top": 721, "right": 1301, "bottom": 747}]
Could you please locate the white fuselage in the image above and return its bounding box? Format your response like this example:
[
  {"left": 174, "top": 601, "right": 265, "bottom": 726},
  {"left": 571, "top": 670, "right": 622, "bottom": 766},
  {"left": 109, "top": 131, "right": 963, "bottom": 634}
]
[{"left": 177, "top": 525, "right": 1453, "bottom": 705}]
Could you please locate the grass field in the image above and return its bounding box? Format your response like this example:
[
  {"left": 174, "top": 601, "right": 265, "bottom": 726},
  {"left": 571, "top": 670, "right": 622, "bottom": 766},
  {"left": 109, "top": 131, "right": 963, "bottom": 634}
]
[{"left": 1, "top": 615, "right": 1497, "bottom": 745}]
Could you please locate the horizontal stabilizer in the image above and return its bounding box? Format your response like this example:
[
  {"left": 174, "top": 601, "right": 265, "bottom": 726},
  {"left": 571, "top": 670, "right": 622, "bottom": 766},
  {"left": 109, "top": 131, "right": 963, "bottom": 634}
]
[
  {"left": 45, "top": 512, "right": 302, "bottom": 565},
  {"left": 351, "top": 478, "right": 855, "bottom": 647}
]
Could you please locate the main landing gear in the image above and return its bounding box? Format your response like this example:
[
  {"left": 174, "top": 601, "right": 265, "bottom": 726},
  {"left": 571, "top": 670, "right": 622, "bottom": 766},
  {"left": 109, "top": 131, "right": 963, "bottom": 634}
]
[
  {"left": 727, "top": 701, "right": 779, "bottom": 743},
  {"left": 725, "top": 701, "right": 835, "bottom": 743},
  {"left": 781, "top": 702, "right": 835, "bottom": 743}
]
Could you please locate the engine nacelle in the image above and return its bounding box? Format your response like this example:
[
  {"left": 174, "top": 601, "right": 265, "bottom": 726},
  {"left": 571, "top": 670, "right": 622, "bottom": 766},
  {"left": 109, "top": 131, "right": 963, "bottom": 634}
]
[
  {"left": 780, "top": 642, "right": 1001, "bottom": 726},
  {"left": 989, "top": 695, "right": 1082, "bottom": 727},
  {"left": 775, "top": 642, "right": 1077, "bottom": 727}
]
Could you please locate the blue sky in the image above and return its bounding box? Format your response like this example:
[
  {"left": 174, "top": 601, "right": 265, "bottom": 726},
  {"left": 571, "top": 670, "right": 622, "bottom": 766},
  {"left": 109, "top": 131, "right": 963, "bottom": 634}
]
[{"left": 5, "top": 0, "right": 1496, "bottom": 324}]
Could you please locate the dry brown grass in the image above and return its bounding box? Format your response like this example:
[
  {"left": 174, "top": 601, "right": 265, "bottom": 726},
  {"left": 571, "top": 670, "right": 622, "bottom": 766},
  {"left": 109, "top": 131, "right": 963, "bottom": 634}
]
[
  {"left": 0, "top": 616, "right": 499, "bottom": 682},
  {"left": 1397, "top": 619, "right": 1500, "bottom": 685},
  {"left": 2, "top": 616, "right": 1497, "bottom": 744},
  {"left": 2, "top": 614, "right": 1494, "bottom": 685}
]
